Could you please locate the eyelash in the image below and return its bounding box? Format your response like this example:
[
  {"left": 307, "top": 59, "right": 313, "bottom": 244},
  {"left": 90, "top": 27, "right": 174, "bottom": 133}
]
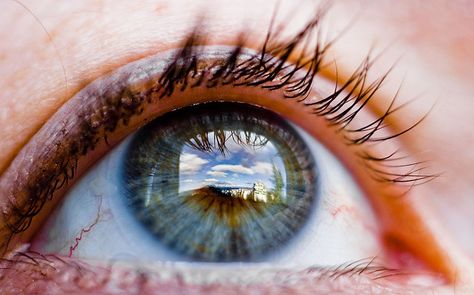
[
  {"left": 0, "top": 251, "right": 410, "bottom": 291},
  {"left": 1, "top": 9, "right": 433, "bottom": 255},
  {"left": 154, "top": 23, "right": 435, "bottom": 185}
]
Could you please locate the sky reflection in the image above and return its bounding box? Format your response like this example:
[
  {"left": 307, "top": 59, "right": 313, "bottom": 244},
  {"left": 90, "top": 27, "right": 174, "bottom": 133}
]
[{"left": 178, "top": 131, "right": 287, "bottom": 202}]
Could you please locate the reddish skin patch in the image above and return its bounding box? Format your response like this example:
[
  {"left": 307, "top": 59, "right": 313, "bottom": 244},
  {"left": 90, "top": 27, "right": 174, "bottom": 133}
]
[
  {"left": 68, "top": 197, "right": 103, "bottom": 257},
  {"left": 383, "top": 234, "right": 431, "bottom": 272}
]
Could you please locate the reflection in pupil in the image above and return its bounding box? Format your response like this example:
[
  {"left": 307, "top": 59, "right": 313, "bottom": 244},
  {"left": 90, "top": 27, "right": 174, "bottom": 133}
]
[
  {"left": 179, "top": 130, "right": 287, "bottom": 204},
  {"left": 123, "top": 103, "right": 317, "bottom": 262}
]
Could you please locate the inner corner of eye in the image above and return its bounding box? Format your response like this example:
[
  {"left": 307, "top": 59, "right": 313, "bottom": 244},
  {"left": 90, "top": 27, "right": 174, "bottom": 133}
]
[{"left": 28, "top": 102, "right": 389, "bottom": 269}]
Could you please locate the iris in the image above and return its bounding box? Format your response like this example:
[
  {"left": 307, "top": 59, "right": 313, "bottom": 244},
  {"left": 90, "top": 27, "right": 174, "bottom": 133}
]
[{"left": 123, "top": 103, "right": 318, "bottom": 262}]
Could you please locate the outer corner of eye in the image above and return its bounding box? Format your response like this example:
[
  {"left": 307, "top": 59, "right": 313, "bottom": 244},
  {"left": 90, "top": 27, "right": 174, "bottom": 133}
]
[
  {"left": 28, "top": 100, "right": 421, "bottom": 281},
  {"left": 1, "top": 31, "right": 450, "bottom": 291}
]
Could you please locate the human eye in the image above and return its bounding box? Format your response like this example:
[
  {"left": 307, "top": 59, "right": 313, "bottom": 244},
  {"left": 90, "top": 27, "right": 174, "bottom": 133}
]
[{"left": 0, "top": 1, "right": 469, "bottom": 294}]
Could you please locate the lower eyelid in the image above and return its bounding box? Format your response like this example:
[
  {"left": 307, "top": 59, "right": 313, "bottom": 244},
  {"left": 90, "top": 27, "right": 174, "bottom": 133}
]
[
  {"left": 4, "top": 86, "right": 455, "bottom": 284},
  {"left": 0, "top": 251, "right": 444, "bottom": 294},
  {"left": 0, "top": 40, "right": 451, "bottom": 282}
]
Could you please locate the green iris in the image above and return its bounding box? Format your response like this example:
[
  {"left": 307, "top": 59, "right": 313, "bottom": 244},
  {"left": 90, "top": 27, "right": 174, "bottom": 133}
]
[{"left": 123, "top": 103, "right": 318, "bottom": 262}]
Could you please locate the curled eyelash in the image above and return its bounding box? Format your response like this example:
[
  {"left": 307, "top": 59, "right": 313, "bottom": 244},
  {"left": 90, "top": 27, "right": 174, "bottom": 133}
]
[
  {"left": 186, "top": 129, "right": 270, "bottom": 155},
  {"left": 153, "top": 18, "right": 436, "bottom": 187},
  {"left": 0, "top": 7, "right": 434, "bottom": 253}
]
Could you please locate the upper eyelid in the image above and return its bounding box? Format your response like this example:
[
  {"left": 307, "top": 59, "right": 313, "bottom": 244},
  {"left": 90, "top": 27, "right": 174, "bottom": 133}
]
[
  {"left": 0, "top": 14, "right": 431, "bottom": 261},
  {"left": 0, "top": 11, "right": 458, "bottom": 282},
  {"left": 0, "top": 38, "right": 328, "bottom": 255}
]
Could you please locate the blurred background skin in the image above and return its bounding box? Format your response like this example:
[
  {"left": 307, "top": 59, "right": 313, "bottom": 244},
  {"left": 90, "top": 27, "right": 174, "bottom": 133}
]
[{"left": 0, "top": 0, "right": 474, "bottom": 293}]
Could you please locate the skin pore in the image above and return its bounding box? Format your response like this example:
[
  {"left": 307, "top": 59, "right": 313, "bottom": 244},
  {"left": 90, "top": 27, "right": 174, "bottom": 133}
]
[{"left": 1, "top": 0, "right": 474, "bottom": 293}]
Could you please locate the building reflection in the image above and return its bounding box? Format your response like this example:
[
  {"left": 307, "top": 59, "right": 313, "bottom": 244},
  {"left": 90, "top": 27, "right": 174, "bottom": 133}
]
[
  {"left": 212, "top": 181, "right": 283, "bottom": 203},
  {"left": 178, "top": 128, "right": 290, "bottom": 205}
]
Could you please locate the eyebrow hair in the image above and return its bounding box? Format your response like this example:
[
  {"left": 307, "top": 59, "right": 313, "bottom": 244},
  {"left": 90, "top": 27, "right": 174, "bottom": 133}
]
[{"left": 0, "top": 9, "right": 433, "bottom": 256}]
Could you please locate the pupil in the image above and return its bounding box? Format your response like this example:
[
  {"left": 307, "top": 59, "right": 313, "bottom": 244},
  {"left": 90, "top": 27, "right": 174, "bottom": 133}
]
[{"left": 123, "top": 103, "right": 318, "bottom": 262}]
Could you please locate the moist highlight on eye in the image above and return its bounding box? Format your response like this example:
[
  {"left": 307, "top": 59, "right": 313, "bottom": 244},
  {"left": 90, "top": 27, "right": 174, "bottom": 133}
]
[
  {"left": 0, "top": 10, "right": 415, "bottom": 254},
  {"left": 123, "top": 103, "right": 317, "bottom": 262}
]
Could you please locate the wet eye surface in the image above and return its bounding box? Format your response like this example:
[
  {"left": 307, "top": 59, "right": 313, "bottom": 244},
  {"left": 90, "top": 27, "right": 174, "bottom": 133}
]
[
  {"left": 123, "top": 103, "right": 317, "bottom": 262},
  {"left": 31, "top": 102, "right": 380, "bottom": 266}
]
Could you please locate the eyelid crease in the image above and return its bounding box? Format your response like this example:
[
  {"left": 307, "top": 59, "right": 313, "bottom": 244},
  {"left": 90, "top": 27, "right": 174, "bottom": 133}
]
[
  {"left": 0, "top": 11, "right": 329, "bottom": 255},
  {"left": 0, "top": 10, "right": 435, "bottom": 272}
]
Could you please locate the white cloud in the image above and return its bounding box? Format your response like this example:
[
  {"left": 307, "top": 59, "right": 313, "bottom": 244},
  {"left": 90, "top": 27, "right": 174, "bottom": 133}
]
[
  {"left": 179, "top": 153, "right": 209, "bottom": 175},
  {"left": 206, "top": 171, "right": 228, "bottom": 177},
  {"left": 225, "top": 137, "right": 244, "bottom": 153},
  {"left": 204, "top": 178, "right": 219, "bottom": 183},
  {"left": 211, "top": 164, "right": 254, "bottom": 175},
  {"left": 182, "top": 179, "right": 194, "bottom": 183},
  {"left": 252, "top": 161, "right": 273, "bottom": 175}
]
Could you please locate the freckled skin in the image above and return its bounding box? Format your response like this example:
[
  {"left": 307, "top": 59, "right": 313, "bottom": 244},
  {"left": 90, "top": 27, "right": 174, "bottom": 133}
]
[{"left": 0, "top": 0, "right": 474, "bottom": 293}]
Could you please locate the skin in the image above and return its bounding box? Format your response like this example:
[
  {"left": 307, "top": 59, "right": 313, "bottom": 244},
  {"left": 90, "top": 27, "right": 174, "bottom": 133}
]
[{"left": 0, "top": 0, "right": 474, "bottom": 293}]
